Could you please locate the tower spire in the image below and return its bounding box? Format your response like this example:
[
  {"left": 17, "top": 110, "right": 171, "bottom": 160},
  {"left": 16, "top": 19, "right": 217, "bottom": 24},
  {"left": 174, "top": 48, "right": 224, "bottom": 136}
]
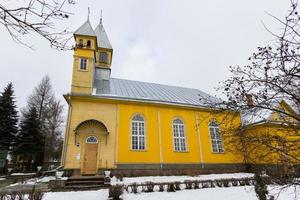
[
  {"left": 87, "top": 7, "right": 90, "bottom": 20},
  {"left": 100, "top": 9, "right": 103, "bottom": 24}
]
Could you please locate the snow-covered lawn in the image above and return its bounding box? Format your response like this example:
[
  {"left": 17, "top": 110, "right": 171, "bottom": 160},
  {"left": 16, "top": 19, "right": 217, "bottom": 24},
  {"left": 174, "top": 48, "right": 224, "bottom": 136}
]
[
  {"left": 111, "top": 172, "right": 254, "bottom": 185},
  {"left": 10, "top": 173, "right": 36, "bottom": 176},
  {"left": 43, "top": 185, "right": 298, "bottom": 200},
  {"left": 9, "top": 176, "right": 67, "bottom": 186}
]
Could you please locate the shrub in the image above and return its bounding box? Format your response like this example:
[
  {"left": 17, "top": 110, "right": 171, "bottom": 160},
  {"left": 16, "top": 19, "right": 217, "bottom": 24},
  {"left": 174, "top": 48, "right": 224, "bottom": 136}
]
[
  {"left": 17, "top": 192, "right": 26, "bottom": 200},
  {"left": 194, "top": 181, "right": 199, "bottom": 189},
  {"left": 28, "top": 185, "right": 44, "bottom": 200},
  {"left": 158, "top": 184, "right": 165, "bottom": 192},
  {"left": 231, "top": 179, "right": 239, "bottom": 186},
  {"left": 184, "top": 180, "right": 193, "bottom": 189},
  {"left": 9, "top": 192, "right": 18, "bottom": 200},
  {"left": 174, "top": 182, "right": 181, "bottom": 190},
  {"left": 167, "top": 183, "right": 176, "bottom": 192},
  {"left": 0, "top": 192, "right": 5, "bottom": 200},
  {"left": 202, "top": 181, "right": 210, "bottom": 188},
  {"left": 144, "top": 182, "right": 154, "bottom": 192},
  {"left": 239, "top": 180, "right": 246, "bottom": 186},
  {"left": 254, "top": 173, "right": 268, "bottom": 200},
  {"left": 130, "top": 183, "right": 138, "bottom": 194},
  {"left": 222, "top": 179, "right": 230, "bottom": 187},
  {"left": 244, "top": 178, "right": 251, "bottom": 186},
  {"left": 209, "top": 180, "right": 215, "bottom": 188},
  {"left": 109, "top": 185, "right": 124, "bottom": 200},
  {"left": 216, "top": 180, "right": 223, "bottom": 187}
]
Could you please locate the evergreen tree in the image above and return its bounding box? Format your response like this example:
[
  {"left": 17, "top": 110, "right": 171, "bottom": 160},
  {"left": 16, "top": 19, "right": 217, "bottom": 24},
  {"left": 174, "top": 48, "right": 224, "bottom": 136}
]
[
  {"left": 0, "top": 83, "right": 18, "bottom": 151},
  {"left": 254, "top": 173, "right": 268, "bottom": 200},
  {"left": 15, "top": 107, "right": 44, "bottom": 170}
]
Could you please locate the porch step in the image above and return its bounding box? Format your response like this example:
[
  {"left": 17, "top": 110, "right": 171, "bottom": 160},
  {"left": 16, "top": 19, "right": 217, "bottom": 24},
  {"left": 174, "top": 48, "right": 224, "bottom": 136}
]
[{"left": 64, "top": 175, "right": 109, "bottom": 190}]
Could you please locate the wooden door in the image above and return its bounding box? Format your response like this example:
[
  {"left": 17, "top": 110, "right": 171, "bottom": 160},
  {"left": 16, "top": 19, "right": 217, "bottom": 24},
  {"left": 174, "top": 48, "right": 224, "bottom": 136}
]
[{"left": 82, "top": 141, "right": 98, "bottom": 175}]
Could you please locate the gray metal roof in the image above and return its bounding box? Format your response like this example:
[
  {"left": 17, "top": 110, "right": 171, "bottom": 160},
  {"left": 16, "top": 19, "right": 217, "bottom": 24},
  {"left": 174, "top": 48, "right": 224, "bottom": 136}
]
[
  {"left": 74, "top": 19, "right": 96, "bottom": 36},
  {"left": 94, "top": 21, "right": 112, "bottom": 49},
  {"left": 93, "top": 77, "right": 219, "bottom": 107}
]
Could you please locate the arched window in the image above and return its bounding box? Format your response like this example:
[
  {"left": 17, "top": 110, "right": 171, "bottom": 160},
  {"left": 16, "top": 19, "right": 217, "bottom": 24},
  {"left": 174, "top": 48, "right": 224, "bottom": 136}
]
[
  {"left": 131, "top": 114, "right": 145, "bottom": 150},
  {"left": 209, "top": 121, "right": 224, "bottom": 153},
  {"left": 99, "top": 52, "right": 108, "bottom": 63},
  {"left": 86, "top": 136, "right": 98, "bottom": 144},
  {"left": 78, "top": 39, "right": 83, "bottom": 48},
  {"left": 173, "top": 118, "right": 186, "bottom": 151},
  {"left": 87, "top": 40, "right": 91, "bottom": 48}
]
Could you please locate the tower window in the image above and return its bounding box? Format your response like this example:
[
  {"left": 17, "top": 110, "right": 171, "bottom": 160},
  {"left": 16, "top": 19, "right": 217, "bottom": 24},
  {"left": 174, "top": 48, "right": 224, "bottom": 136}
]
[
  {"left": 79, "top": 58, "right": 87, "bottom": 70},
  {"left": 78, "top": 39, "right": 83, "bottom": 48},
  {"left": 87, "top": 40, "right": 91, "bottom": 48},
  {"left": 99, "top": 52, "right": 108, "bottom": 63}
]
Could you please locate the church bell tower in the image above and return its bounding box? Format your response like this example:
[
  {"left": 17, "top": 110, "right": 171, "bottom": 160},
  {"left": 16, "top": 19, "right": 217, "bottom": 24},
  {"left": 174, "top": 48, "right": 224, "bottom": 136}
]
[{"left": 71, "top": 15, "right": 113, "bottom": 95}]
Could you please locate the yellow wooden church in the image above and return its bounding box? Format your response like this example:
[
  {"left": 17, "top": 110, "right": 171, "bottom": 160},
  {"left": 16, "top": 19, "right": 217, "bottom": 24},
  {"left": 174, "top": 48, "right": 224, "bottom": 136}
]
[{"left": 61, "top": 18, "right": 300, "bottom": 176}]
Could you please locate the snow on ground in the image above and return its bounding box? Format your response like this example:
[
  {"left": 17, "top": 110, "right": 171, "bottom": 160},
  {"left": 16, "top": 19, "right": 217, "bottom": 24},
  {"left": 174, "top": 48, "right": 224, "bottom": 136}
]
[
  {"left": 43, "top": 185, "right": 298, "bottom": 200},
  {"left": 0, "top": 178, "right": 6, "bottom": 181},
  {"left": 10, "top": 173, "right": 36, "bottom": 176},
  {"left": 9, "top": 176, "right": 67, "bottom": 186},
  {"left": 111, "top": 172, "right": 254, "bottom": 185}
]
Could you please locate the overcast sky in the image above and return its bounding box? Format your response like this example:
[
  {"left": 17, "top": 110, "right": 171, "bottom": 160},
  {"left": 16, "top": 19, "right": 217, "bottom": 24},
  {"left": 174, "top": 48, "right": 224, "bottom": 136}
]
[{"left": 0, "top": 0, "right": 291, "bottom": 111}]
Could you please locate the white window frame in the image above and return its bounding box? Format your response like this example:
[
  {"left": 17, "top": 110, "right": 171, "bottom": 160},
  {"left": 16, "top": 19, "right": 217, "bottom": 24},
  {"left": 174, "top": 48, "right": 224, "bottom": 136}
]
[
  {"left": 173, "top": 118, "right": 187, "bottom": 152},
  {"left": 86, "top": 136, "right": 98, "bottom": 144},
  {"left": 79, "top": 58, "right": 88, "bottom": 70},
  {"left": 209, "top": 122, "right": 224, "bottom": 153},
  {"left": 131, "top": 114, "right": 146, "bottom": 150}
]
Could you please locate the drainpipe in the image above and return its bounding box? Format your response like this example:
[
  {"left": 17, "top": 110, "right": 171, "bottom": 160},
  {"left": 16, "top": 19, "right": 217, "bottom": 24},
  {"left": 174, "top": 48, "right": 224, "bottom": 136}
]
[{"left": 61, "top": 94, "right": 73, "bottom": 166}]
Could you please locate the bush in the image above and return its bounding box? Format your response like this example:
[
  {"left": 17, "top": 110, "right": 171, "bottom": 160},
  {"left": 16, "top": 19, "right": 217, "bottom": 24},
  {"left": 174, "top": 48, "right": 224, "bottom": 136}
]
[
  {"left": 194, "top": 181, "right": 199, "bottom": 189},
  {"left": 222, "top": 179, "right": 230, "bottom": 187},
  {"left": 17, "top": 192, "right": 26, "bottom": 200},
  {"left": 28, "top": 186, "right": 44, "bottom": 200},
  {"left": 239, "top": 180, "right": 246, "bottom": 186},
  {"left": 0, "top": 193, "right": 5, "bottom": 200},
  {"left": 174, "top": 182, "right": 181, "bottom": 190},
  {"left": 167, "top": 183, "right": 176, "bottom": 192},
  {"left": 216, "top": 180, "right": 223, "bottom": 187},
  {"left": 158, "top": 184, "right": 165, "bottom": 192},
  {"left": 254, "top": 173, "right": 268, "bottom": 200},
  {"left": 184, "top": 180, "right": 193, "bottom": 189},
  {"left": 130, "top": 183, "right": 138, "bottom": 194},
  {"left": 144, "top": 182, "right": 154, "bottom": 192},
  {"left": 9, "top": 192, "right": 18, "bottom": 200},
  {"left": 231, "top": 179, "right": 239, "bottom": 186},
  {"left": 202, "top": 181, "right": 210, "bottom": 188},
  {"left": 109, "top": 185, "right": 124, "bottom": 200},
  {"left": 209, "top": 180, "right": 215, "bottom": 188}
]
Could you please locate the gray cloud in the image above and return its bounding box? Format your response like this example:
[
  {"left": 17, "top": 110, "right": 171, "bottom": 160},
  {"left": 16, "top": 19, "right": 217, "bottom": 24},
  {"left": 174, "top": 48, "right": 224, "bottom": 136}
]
[{"left": 0, "top": 0, "right": 291, "bottom": 110}]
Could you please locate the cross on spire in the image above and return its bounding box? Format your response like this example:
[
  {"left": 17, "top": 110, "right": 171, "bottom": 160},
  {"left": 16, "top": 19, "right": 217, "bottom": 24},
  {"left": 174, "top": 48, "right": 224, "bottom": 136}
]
[{"left": 100, "top": 9, "right": 103, "bottom": 24}]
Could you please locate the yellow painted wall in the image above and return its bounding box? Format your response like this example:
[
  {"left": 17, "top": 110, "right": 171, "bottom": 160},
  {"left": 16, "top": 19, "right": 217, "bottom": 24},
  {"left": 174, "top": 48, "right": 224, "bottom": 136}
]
[
  {"left": 64, "top": 97, "right": 118, "bottom": 170},
  {"left": 64, "top": 97, "right": 244, "bottom": 171},
  {"left": 243, "top": 125, "right": 300, "bottom": 164}
]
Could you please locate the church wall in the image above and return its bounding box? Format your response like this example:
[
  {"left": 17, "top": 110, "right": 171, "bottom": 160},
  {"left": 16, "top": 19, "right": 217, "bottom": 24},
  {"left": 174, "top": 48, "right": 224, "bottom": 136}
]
[
  {"left": 117, "top": 101, "right": 244, "bottom": 169},
  {"left": 64, "top": 97, "right": 117, "bottom": 170}
]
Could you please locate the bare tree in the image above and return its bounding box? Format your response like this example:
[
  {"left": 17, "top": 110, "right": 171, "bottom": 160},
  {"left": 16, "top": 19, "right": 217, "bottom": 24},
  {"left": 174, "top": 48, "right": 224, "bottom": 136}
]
[
  {"left": 0, "top": 0, "right": 75, "bottom": 49},
  {"left": 24, "top": 75, "right": 64, "bottom": 167},
  {"left": 202, "top": 0, "right": 300, "bottom": 186}
]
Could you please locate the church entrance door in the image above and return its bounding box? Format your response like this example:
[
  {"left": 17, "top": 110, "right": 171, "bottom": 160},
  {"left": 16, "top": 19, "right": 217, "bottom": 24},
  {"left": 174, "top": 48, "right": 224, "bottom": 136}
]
[{"left": 82, "top": 136, "right": 98, "bottom": 175}]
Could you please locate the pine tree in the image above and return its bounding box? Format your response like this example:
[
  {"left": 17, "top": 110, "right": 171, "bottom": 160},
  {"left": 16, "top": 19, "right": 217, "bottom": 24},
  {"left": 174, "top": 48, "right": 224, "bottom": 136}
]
[
  {"left": 15, "top": 107, "right": 44, "bottom": 170},
  {"left": 0, "top": 83, "right": 18, "bottom": 151},
  {"left": 254, "top": 173, "right": 269, "bottom": 200}
]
